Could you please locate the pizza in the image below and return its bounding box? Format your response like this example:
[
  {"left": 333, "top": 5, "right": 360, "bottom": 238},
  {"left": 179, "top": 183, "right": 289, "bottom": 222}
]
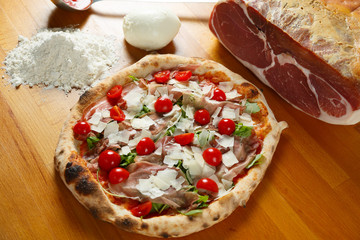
[{"left": 55, "top": 54, "right": 287, "bottom": 238}]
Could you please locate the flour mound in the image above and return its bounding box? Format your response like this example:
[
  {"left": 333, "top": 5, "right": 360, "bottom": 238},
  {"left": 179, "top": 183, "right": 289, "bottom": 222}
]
[{"left": 4, "top": 29, "right": 118, "bottom": 93}]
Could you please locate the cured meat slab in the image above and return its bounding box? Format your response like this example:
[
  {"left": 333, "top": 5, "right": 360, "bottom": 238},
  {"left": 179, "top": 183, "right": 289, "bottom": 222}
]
[{"left": 209, "top": 0, "right": 360, "bottom": 125}]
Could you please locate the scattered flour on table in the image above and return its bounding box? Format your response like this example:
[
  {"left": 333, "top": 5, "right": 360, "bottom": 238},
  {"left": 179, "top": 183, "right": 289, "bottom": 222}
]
[{"left": 3, "top": 29, "right": 119, "bottom": 93}]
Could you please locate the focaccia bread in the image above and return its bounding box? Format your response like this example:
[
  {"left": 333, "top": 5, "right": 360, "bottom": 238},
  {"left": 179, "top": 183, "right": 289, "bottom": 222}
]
[{"left": 55, "top": 54, "right": 287, "bottom": 237}]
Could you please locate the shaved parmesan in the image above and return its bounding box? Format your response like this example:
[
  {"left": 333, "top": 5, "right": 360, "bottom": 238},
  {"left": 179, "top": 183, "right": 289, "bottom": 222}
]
[
  {"left": 120, "top": 146, "right": 131, "bottom": 155},
  {"left": 218, "top": 81, "right": 234, "bottom": 92},
  {"left": 202, "top": 84, "right": 212, "bottom": 95},
  {"left": 217, "top": 135, "right": 234, "bottom": 148},
  {"left": 212, "top": 107, "right": 222, "bottom": 118},
  {"left": 103, "top": 121, "right": 119, "bottom": 138},
  {"left": 90, "top": 121, "right": 107, "bottom": 133},
  {"left": 131, "top": 115, "right": 156, "bottom": 129},
  {"left": 123, "top": 86, "right": 146, "bottom": 113},
  {"left": 222, "top": 107, "right": 236, "bottom": 119},
  {"left": 185, "top": 105, "right": 195, "bottom": 119},
  {"left": 156, "top": 86, "right": 168, "bottom": 97},
  {"left": 226, "top": 90, "right": 240, "bottom": 99},
  {"left": 88, "top": 111, "right": 102, "bottom": 125},
  {"left": 222, "top": 150, "right": 239, "bottom": 167},
  {"left": 163, "top": 105, "right": 181, "bottom": 117},
  {"left": 101, "top": 109, "right": 110, "bottom": 118}
]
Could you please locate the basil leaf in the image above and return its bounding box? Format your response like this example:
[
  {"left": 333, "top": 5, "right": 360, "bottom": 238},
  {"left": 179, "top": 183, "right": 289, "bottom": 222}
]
[
  {"left": 120, "top": 152, "right": 137, "bottom": 167},
  {"left": 184, "top": 209, "right": 203, "bottom": 216},
  {"left": 86, "top": 136, "right": 100, "bottom": 149},
  {"left": 245, "top": 101, "right": 260, "bottom": 114},
  {"left": 234, "top": 123, "right": 252, "bottom": 138},
  {"left": 134, "top": 105, "right": 151, "bottom": 118},
  {"left": 246, "top": 154, "right": 263, "bottom": 169},
  {"left": 129, "top": 75, "right": 139, "bottom": 82}
]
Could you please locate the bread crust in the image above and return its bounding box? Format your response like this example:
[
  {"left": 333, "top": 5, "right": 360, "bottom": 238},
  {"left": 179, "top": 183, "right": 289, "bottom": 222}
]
[{"left": 55, "top": 54, "right": 287, "bottom": 238}]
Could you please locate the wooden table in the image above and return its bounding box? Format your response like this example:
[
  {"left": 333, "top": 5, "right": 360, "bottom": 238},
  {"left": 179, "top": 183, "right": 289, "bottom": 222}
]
[{"left": 1, "top": 0, "right": 359, "bottom": 239}]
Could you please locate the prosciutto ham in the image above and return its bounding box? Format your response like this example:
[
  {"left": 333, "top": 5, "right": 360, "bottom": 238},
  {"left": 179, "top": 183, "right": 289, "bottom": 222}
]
[{"left": 209, "top": 0, "right": 360, "bottom": 125}]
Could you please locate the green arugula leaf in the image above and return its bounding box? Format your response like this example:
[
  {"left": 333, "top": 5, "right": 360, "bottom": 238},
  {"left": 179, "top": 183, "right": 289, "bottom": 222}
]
[
  {"left": 129, "top": 75, "right": 139, "bottom": 82},
  {"left": 183, "top": 209, "right": 203, "bottom": 216},
  {"left": 174, "top": 96, "right": 183, "bottom": 107},
  {"left": 165, "top": 125, "right": 176, "bottom": 136},
  {"left": 120, "top": 152, "right": 137, "bottom": 167},
  {"left": 151, "top": 203, "right": 169, "bottom": 214},
  {"left": 134, "top": 105, "right": 151, "bottom": 118},
  {"left": 86, "top": 136, "right": 100, "bottom": 149},
  {"left": 195, "top": 195, "right": 209, "bottom": 209},
  {"left": 245, "top": 101, "right": 260, "bottom": 114},
  {"left": 176, "top": 160, "right": 193, "bottom": 184},
  {"left": 246, "top": 154, "right": 263, "bottom": 169},
  {"left": 233, "top": 123, "right": 253, "bottom": 138}
]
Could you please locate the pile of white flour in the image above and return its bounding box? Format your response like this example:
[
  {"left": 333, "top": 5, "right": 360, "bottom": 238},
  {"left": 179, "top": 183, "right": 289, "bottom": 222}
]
[{"left": 3, "top": 29, "right": 118, "bottom": 93}]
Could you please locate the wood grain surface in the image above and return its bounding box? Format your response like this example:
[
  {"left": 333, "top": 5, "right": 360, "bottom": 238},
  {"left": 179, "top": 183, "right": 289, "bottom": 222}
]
[{"left": 1, "top": 0, "right": 360, "bottom": 239}]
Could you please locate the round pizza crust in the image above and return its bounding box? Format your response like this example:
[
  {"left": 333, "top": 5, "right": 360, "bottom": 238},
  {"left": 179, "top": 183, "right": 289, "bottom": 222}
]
[{"left": 55, "top": 54, "right": 287, "bottom": 238}]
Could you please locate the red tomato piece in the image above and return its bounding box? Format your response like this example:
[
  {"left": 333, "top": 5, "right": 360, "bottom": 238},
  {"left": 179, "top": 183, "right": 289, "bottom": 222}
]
[
  {"left": 194, "top": 109, "right": 210, "bottom": 125},
  {"left": 218, "top": 118, "right": 236, "bottom": 135},
  {"left": 154, "top": 97, "right": 173, "bottom": 113},
  {"left": 211, "top": 88, "right": 226, "bottom": 101},
  {"left": 108, "top": 167, "right": 130, "bottom": 185},
  {"left": 174, "top": 133, "right": 194, "bottom": 146},
  {"left": 202, "top": 148, "right": 222, "bottom": 166},
  {"left": 174, "top": 71, "right": 192, "bottom": 81},
  {"left": 154, "top": 70, "right": 171, "bottom": 83},
  {"left": 73, "top": 121, "right": 91, "bottom": 135},
  {"left": 130, "top": 201, "right": 153, "bottom": 217},
  {"left": 196, "top": 178, "right": 219, "bottom": 193},
  {"left": 136, "top": 137, "right": 155, "bottom": 155},
  {"left": 107, "top": 85, "right": 123, "bottom": 100},
  {"left": 98, "top": 150, "right": 121, "bottom": 171},
  {"left": 110, "top": 106, "right": 125, "bottom": 122}
]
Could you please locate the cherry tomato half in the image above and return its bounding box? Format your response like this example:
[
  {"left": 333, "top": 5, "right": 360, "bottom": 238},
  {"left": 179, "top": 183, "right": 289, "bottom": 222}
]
[
  {"left": 154, "top": 97, "right": 173, "bottom": 113},
  {"left": 194, "top": 109, "right": 210, "bottom": 125},
  {"left": 108, "top": 167, "right": 130, "bottom": 185},
  {"left": 218, "top": 118, "right": 236, "bottom": 135},
  {"left": 110, "top": 105, "right": 125, "bottom": 122},
  {"left": 98, "top": 150, "right": 121, "bottom": 171},
  {"left": 130, "top": 201, "right": 153, "bottom": 217},
  {"left": 174, "top": 71, "right": 192, "bottom": 81},
  {"left": 154, "top": 70, "right": 171, "bottom": 83},
  {"left": 203, "top": 147, "right": 222, "bottom": 166},
  {"left": 136, "top": 137, "right": 155, "bottom": 155},
  {"left": 174, "top": 133, "right": 194, "bottom": 146},
  {"left": 107, "top": 85, "right": 123, "bottom": 100},
  {"left": 73, "top": 121, "right": 91, "bottom": 135},
  {"left": 196, "top": 178, "right": 219, "bottom": 193},
  {"left": 211, "top": 88, "right": 226, "bottom": 101}
]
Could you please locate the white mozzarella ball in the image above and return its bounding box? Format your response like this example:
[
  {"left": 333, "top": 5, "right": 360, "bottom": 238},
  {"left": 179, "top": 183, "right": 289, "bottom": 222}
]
[{"left": 123, "top": 8, "right": 181, "bottom": 51}]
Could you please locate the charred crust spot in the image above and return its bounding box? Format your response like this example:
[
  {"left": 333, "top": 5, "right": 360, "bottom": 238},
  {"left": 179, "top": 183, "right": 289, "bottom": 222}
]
[
  {"left": 89, "top": 207, "right": 100, "bottom": 219},
  {"left": 115, "top": 218, "right": 135, "bottom": 229},
  {"left": 187, "top": 215, "right": 194, "bottom": 221},
  {"left": 69, "top": 152, "right": 77, "bottom": 161},
  {"left": 141, "top": 222, "right": 149, "bottom": 229},
  {"left": 213, "top": 215, "right": 220, "bottom": 221},
  {"left": 153, "top": 61, "right": 159, "bottom": 68},
  {"left": 65, "top": 165, "right": 83, "bottom": 183},
  {"left": 75, "top": 177, "right": 97, "bottom": 195},
  {"left": 141, "top": 61, "right": 149, "bottom": 68},
  {"left": 240, "top": 82, "right": 259, "bottom": 99},
  {"left": 202, "top": 223, "right": 209, "bottom": 228},
  {"left": 58, "top": 149, "right": 64, "bottom": 156},
  {"left": 66, "top": 162, "right": 73, "bottom": 168},
  {"left": 161, "top": 232, "right": 170, "bottom": 238},
  {"left": 79, "top": 90, "right": 93, "bottom": 105},
  {"left": 154, "top": 225, "right": 159, "bottom": 231}
]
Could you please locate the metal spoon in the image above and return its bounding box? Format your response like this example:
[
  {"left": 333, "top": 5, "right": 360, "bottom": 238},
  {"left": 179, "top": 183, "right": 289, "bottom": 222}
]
[{"left": 52, "top": 0, "right": 216, "bottom": 11}]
